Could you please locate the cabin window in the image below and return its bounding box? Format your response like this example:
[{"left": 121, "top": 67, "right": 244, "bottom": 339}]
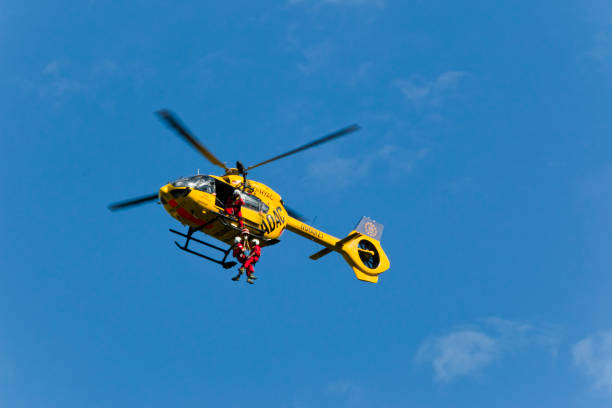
[
  {"left": 243, "top": 193, "right": 268, "bottom": 213},
  {"left": 172, "top": 175, "right": 215, "bottom": 193}
]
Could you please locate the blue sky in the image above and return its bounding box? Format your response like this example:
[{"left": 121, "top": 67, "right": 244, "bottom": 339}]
[{"left": 2, "top": 0, "right": 612, "bottom": 406}]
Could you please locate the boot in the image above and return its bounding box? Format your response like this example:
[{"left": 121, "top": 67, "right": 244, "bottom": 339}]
[{"left": 232, "top": 267, "right": 245, "bottom": 281}]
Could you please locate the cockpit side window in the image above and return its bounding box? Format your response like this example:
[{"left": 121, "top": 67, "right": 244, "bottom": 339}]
[{"left": 172, "top": 175, "right": 215, "bottom": 194}]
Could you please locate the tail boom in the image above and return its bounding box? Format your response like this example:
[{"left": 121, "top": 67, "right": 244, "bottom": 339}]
[{"left": 286, "top": 216, "right": 390, "bottom": 283}]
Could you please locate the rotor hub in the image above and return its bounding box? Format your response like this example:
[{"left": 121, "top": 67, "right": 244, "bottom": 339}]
[{"left": 224, "top": 168, "right": 240, "bottom": 176}]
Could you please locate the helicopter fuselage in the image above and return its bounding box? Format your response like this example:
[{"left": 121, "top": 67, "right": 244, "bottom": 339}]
[{"left": 159, "top": 174, "right": 288, "bottom": 245}]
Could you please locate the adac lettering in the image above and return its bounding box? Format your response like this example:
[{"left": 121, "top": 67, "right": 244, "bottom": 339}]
[{"left": 260, "top": 206, "right": 286, "bottom": 234}]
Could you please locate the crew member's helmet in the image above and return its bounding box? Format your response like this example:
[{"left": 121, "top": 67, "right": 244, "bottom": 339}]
[
  {"left": 234, "top": 236, "right": 242, "bottom": 243},
  {"left": 251, "top": 239, "right": 260, "bottom": 246},
  {"left": 233, "top": 190, "right": 241, "bottom": 197}
]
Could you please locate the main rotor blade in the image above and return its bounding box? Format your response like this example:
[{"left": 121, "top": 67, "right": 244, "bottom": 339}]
[
  {"left": 285, "top": 205, "right": 307, "bottom": 222},
  {"left": 156, "top": 109, "right": 228, "bottom": 171},
  {"left": 108, "top": 193, "right": 159, "bottom": 211},
  {"left": 246, "top": 124, "right": 360, "bottom": 171}
]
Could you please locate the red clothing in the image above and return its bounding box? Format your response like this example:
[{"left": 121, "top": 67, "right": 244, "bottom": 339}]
[
  {"left": 232, "top": 242, "right": 247, "bottom": 263},
  {"left": 225, "top": 196, "right": 245, "bottom": 217},
  {"left": 244, "top": 245, "right": 261, "bottom": 276},
  {"left": 225, "top": 196, "right": 245, "bottom": 228},
  {"left": 250, "top": 245, "right": 261, "bottom": 261}
]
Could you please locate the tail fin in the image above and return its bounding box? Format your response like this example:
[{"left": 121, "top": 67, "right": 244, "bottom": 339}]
[
  {"left": 354, "top": 216, "right": 385, "bottom": 241},
  {"left": 309, "top": 217, "right": 390, "bottom": 283}
]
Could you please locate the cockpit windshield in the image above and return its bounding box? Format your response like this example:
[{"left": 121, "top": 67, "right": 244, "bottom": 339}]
[{"left": 171, "top": 175, "right": 215, "bottom": 193}]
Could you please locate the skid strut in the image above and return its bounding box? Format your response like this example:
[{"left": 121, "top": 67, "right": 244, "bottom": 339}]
[{"left": 169, "top": 228, "right": 237, "bottom": 269}]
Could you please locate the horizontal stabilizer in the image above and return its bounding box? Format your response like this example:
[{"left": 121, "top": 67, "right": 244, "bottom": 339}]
[{"left": 310, "top": 247, "right": 333, "bottom": 260}]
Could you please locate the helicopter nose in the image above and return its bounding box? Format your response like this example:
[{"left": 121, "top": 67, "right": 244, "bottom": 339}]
[
  {"left": 159, "top": 184, "right": 190, "bottom": 206},
  {"left": 170, "top": 187, "right": 191, "bottom": 199}
]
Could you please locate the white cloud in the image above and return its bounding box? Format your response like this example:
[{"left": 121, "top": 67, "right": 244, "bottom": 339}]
[
  {"left": 325, "top": 380, "right": 364, "bottom": 405},
  {"left": 347, "top": 62, "right": 373, "bottom": 87},
  {"left": 583, "top": 3, "right": 612, "bottom": 67},
  {"left": 485, "top": 317, "right": 560, "bottom": 355},
  {"left": 417, "top": 330, "right": 499, "bottom": 382},
  {"left": 322, "top": 0, "right": 385, "bottom": 6},
  {"left": 288, "top": 380, "right": 367, "bottom": 407},
  {"left": 588, "top": 30, "right": 612, "bottom": 62},
  {"left": 289, "top": 0, "right": 385, "bottom": 6},
  {"left": 26, "top": 58, "right": 124, "bottom": 106},
  {"left": 573, "top": 330, "right": 612, "bottom": 396},
  {"left": 42, "top": 59, "right": 69, "bottom": 75},
  {"left": 307, "top": 155, "right": 369, "bottom": 186},
  {"left": 580, "top": 166, "right": 612, "bottom": 201},
  {"left": 327, "top": 380, "right": 354, "bottom": 394},
  {"left": 90, "top": 58, "right": 119, "bottom": 77},
  {"left": 297, "top": 42, "right": 334, "bottom": 76},
  {"left": 39, "top": 60, "right": 86, "bottom": 100},
  {"left": 436, "top": 70, "right": 467, "bottom": 87},
  {"left": 395, "top": 71, "right": 468, "bottom": 107},
  {"left": 416, "top": 318, "right": 559, "bottom": 382},
  {"left": 443, "top": 176, "right": 476, "bottom": 194},
  {"left": 306, "top": 144, "right": 430, "bottom": 187},
  {"left": 377, "top": 144, "right": 430, "bottom": 173}
]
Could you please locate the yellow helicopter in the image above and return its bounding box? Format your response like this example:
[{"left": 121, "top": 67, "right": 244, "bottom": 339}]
[{"left": 109, "top": 110, "right": 390, "bottom": 283}]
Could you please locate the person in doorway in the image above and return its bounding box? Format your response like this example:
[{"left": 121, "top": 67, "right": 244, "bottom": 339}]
[{"left": 225, "top": 189, "right": 245, "bottom": 229}]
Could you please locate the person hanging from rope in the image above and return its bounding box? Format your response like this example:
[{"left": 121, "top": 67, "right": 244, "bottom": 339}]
[
  {"left": 243, "top": 238, "right": 261, "bottom": 284},
  {"left": 225, "top": 189, "right": 245, "bottom": 229},
  {"left": 231, "top": 236, "right": 248, "bottom": 281}
]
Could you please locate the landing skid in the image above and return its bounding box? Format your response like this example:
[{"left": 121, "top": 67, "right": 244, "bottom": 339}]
[{"left": 170, "top": 228, "right": 237, "bottom": 269}]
